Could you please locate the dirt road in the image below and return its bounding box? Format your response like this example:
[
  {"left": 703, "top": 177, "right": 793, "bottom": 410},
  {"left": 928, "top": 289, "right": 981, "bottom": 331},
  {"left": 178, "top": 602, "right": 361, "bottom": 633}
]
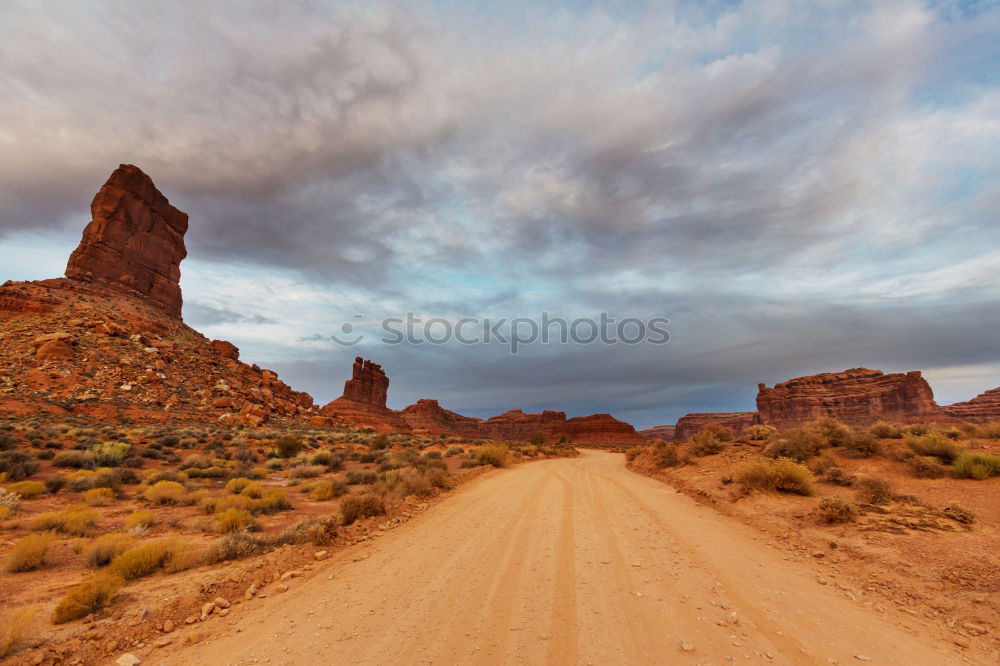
[{"left": 162, "top": 451, "right": 964, "bottom": 665}]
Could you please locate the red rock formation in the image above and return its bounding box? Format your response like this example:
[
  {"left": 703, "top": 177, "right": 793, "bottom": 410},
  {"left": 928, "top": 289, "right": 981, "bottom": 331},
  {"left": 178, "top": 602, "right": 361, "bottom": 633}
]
[
  {"left": 211, "top": 340, "right": 240, "bottom": 361},
  {"left": 320, "top": 357, "right": 410, "bottom": 433},
  {"left": 944, "top": 387, "right": 1000, "bottom": 423},
  {"left": 482, "top": 409, "right": 568, "bottom": 441},
  {"left": 342, "top": 357, "right": 388, "bottom": 407},
  {"left": 639, "top": 425, "right": 677, "bottom": 441},
  {"left": 400, "top": 399, "right": 487, "bottom": 439},
  {"left": 674, "top": 412, "right": 760, "bottom": 441},
  {"left": 66, "top": 164, "right": 188, "bottom": 318},
  {"left": 559, "top": 413, "right": 645, "bottom": 446},
  {"left": 756, "top": 368, "right": 946, "bottom": 428}
]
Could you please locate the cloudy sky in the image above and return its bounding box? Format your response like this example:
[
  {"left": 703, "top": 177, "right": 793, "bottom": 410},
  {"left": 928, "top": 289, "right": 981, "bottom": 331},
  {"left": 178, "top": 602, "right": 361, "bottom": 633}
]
[{"left": 2, "top": 0, "right": 999, "bottom": 429}]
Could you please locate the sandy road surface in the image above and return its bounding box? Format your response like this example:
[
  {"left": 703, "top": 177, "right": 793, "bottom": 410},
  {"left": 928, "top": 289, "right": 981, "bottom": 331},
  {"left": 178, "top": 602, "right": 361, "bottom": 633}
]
[{"left": 162, "top": 451, "right": 964, "bottom": 665}]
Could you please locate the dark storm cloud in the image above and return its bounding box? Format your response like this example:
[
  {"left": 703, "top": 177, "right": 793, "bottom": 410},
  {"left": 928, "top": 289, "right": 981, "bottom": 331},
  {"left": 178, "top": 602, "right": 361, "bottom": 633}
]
[{"left": 2, "top": 1, "right": 999, "bottom": 428}]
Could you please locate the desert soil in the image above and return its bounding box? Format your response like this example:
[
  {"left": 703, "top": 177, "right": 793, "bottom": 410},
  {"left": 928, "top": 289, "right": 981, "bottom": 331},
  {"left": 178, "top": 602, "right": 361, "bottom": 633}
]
[{"left": 159, "top": 450, "right": 965, "bottom": 665}]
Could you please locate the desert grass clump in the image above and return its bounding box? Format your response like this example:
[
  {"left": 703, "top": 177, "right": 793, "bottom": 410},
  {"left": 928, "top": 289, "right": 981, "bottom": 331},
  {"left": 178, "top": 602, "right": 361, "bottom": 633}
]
[
  {"left": 289, "top": 464, "right": 325, "bottom": 479},
  {"left": 908, "top": 455, "right": 948, "bottom": 479},
  {"left": 31, "top": 506, "right": 98, "bottom": 535},
  {"left": 276, "top": 435, "right": 304, "bottom": 458},
  {"left": 89, "top": 442, "right": 130, "bottom": 467},
  {"left": 763, "top": 427, "right": 825, "bottom": 462},
  {"left": 810, "top": 417, "right": 853, "bottom": 448},
  {"left": 870, "top": 421, "right": 903, "bottom": 439},
  {"left": 83, "top": 533, "right": 135, "bottom": 567},
  {"left": 52, "top": 450, "right": 95, "bottom": 469},
  {"left": 6, "top": 480, "right": 46, "bottom": 499},
  {"left": 215, "top": 508, "right": 256, "bottom": 533},
  {"left": 51, "top": 572, "right": 123, "bottom": 624},
  {"left": 425, "top": 467, "right": 451, "bottom": 489},
  {"left": 743, "top": 424, "right": 777, "bottom": 441},
  {"left": 905, "top": 431, "right": 962, "bottom": 464},
  {"left": 225, "top": 477, "right": 263, "bottom": 496},
  {"left": 816, "top": 497, "right": 859, "bottom": 524},
  {"left": 943, "top": 503, "right": 976, "bottom": 525},
  {"left": 341, "top": 493, "right": 386, "bottom": 525},
  {"left": 841, "top": 430, "right": 881, "bottom": 458},
  {"left": 476, "top": 443, "right": 510, "bottom": 468},
  {"left": 205, "top": 532, "right": 266, "bottom": 563},
  {"left": 653, "top": 442, "right": 683, "bottom": 467},
  {"left": 308, "top": 479, "right": 347, "bottom": 501},
  {"left": 346, "top": 470, "right": 378, "bottom": 485},
  {"left": 83, "top": 487, "right": 116, "bottom": 506},
  {"left": 278, "top": 515, "right": 339, "bottom": 546},
  {"left": 854, "top": 477, "right": 895, "bottom": 505},
  {"left": 952, "top": 451, "right": 1000, "bottom": 480},
  {"left": 254, "top": 488, "right": 292, "bottom": 514},
  {"left": 4, "top": 533, "right": 55, "bottom": 572},
  {"left": 689, "top": 424, "right": 733, "bottom": 456},
  {"left": 398, "top": 468, "right": 432, "bottom": 498},
  {"left": 124, "top": 510, "right": 155, "bottom": 531},
  {"left": 0, "top": 607, "right": 38, "bottom": 658},
  {"left": 143, "top": 480, "right": 187, "bottom": 505},
  {"left": 734, "top": 457, "right": 814, "bottom": 496},
  {"left": 107, "top": 538, "right": 186, "bottom": 580}
]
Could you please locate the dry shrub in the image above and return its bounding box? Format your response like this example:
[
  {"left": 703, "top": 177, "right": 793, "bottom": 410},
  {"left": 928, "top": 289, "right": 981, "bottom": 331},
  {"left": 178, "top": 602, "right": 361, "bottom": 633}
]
[
  {"left": 817, "top": 497, "right": 859, "bottom": 524},
  {"left": 225, "top": 477, "right": 263, "bottom": 497},
  {"left": 255, "top": 488, "right": 292, "bottom": 514},
  {"left": 476, "top": 443, "right": 510, "bottom": 468},
  {"left": 143, "top": 480, "right": 187, "bottom": 505},
  {"left": 83, "top": 487, "right": 115, "bottom": 506},
  {"left": 52, "top": 572, "right": 123, "bottom": 624},
  {"left": 124, "top": 510, "right": 154, "bottom": 530},
  {"left": 734, "top": 457, "right": 814, "bottom": 496},
  {"left": 810, "top": 417, "right": 853, "bottom": 447},
  {"left": 690, "top": 424, "right": 733, "bottom": 456},
  {"left": 308, "top": 480, "right": 347, "bottom": 501},
  {"left": 0, "top": 505, "right": 10, "bottom": 521},
  {"left": 6, "top": 480, "right": 45, "bottom": 499},
  {"left": 215, "top": 508, "right": 256, "bottom": 533},
  {"left": 84, "top": 533, "right": 135, "bottom": 567},
  {"left": 32, "top": 506, "right": 98, "bottom": 535},
  {"left": 654, "top": 442, "right": 683, "bottom": 467},
  {"left": 289, "top": 464, "right": 324, "bottom": 479},
  {"left": 743, "top": 424, "right": 777, "bottom": 441},
  {"left": 952, "top": 452, "right": 1000, "bottom": 480},
  {"left": 5, "top": 533, "right": 55, "bottom": 572},
  {"left": 908, "top": 455, "right": 948, "bottom": 479},
  {"left": 398, "top": 468, "right": 432, "bottom": 498},
  {"left": 841, "top": 431, "right": 880, "bottom": 458},
  {"left": 425, "top": 467, "right": 451, "bottom": 489},
  {"left": 341, "top": 493, "right": 386, "bottom": 525},
  {"left": 943, "top": 503, "right": 976, "bottom": 525},
  {"left": 278, "top": 515, "right": 339, "bottom": 546},
  {"left": 107, "top": 538, "right": 186, "bottom": 580},
  {"left": 205, "top": 532, "right": 265, "bottom": 563},
  {"left": 0, "top": 607, "right": 38, "bottom": 657},
  {"left": 854, "top": 477, "right": 894, "bottom": 505},
  {"left": 763, "top": 428, "right": 825, "bottom": 462},
  {"left": 869, "top": 421, "right": 903, "bottom": 439},
  {"left": 905, "top": 431, "right": 962, "bottom": 464},
  {"left": 978, "top": 421, "right": 1000, "bottom": 440}
]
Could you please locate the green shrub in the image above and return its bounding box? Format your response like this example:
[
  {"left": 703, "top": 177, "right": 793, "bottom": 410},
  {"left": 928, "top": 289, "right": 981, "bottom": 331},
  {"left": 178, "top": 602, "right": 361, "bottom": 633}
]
[
  {"left": 6, "top": 480, "right": 46, "bottom": 499},
  {"left": 816, "top": 497, "right": 859, "bottom": 524},
  {"left": 89, "top": 442, "right": 130, "bottom": 467},
  {"left": 952, "top": 452, "right": 1000, "bottom": 480},
  {"left": 341, "top": 494, "right": 386, "bottom": 525},
  {"left": 52, "top": 572, "right": 124, "bottom": 623},
  {"left": 476, "top": 443, "right": 510, "bottom": 468},
  {"left": 5, "top": 533, "right": 55, "bottom": 572},
  {"left": 83, "top": 533, "right": 135, "bottom": 567},
  {"left": 734, "top": 457, "right": 814, "bottom": 495}
]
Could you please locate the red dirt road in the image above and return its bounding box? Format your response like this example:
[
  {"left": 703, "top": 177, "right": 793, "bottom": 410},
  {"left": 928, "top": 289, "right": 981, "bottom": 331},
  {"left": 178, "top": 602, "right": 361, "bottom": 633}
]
[{"left": 161, "top": 450, "right": 965, "bottom": 665}]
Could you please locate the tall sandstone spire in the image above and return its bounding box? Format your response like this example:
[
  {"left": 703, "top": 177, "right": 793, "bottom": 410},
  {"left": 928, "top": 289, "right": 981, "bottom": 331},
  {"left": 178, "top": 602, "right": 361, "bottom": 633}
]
[{"left": 66, "top": 164, "right": 188, "bottom": 317}]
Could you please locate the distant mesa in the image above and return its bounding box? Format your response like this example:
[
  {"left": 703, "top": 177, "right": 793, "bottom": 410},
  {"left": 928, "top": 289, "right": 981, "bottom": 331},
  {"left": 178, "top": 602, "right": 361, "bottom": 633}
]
[
  {"left": 943, "top": 387, "right": 1000, "bottom": 423},
  {"left": 66, "top": 164, "right": 188, "bottom": 318},
  {"left": 675, "top": 412, "right": 760, "bottom": 441}
]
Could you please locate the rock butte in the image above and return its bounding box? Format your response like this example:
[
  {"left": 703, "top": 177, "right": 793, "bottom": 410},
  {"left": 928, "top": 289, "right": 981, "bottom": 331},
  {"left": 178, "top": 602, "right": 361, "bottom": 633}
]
[
  {"left": 3, "top": 164, "right": 998, "bottom": 438},
  {"left": 66, "top": 164, "right": 188, "bottom": 318}
]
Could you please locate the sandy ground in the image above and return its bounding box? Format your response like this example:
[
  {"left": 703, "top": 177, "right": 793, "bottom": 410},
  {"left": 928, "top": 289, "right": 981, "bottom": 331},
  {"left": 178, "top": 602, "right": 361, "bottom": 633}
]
[{"left": 157, "top": 450, "right": 966, "bottom": 665}]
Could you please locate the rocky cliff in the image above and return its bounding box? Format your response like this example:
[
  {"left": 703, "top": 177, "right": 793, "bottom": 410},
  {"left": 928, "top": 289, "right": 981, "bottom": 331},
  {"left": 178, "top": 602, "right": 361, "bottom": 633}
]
[
  {"left": 944, "top": 387, "right": 1000, "bottom": 423},
  {"left": 320, "top": 357, "right": 411, "bottom": 433},
  {"left": 66, "top": 165, "right": 188, "bottom": 318},
  {"left": 674, "top": 412, "right": 761, "bottom": 441},
  {"left": 399, "top": 399, "right": 487, "bottom": 438},
  {"left": 639, "top": 425, "right": 677, "bottom": 441},
  {"left": 756, "top": 368, "right": 946, "bottom": 428}
]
